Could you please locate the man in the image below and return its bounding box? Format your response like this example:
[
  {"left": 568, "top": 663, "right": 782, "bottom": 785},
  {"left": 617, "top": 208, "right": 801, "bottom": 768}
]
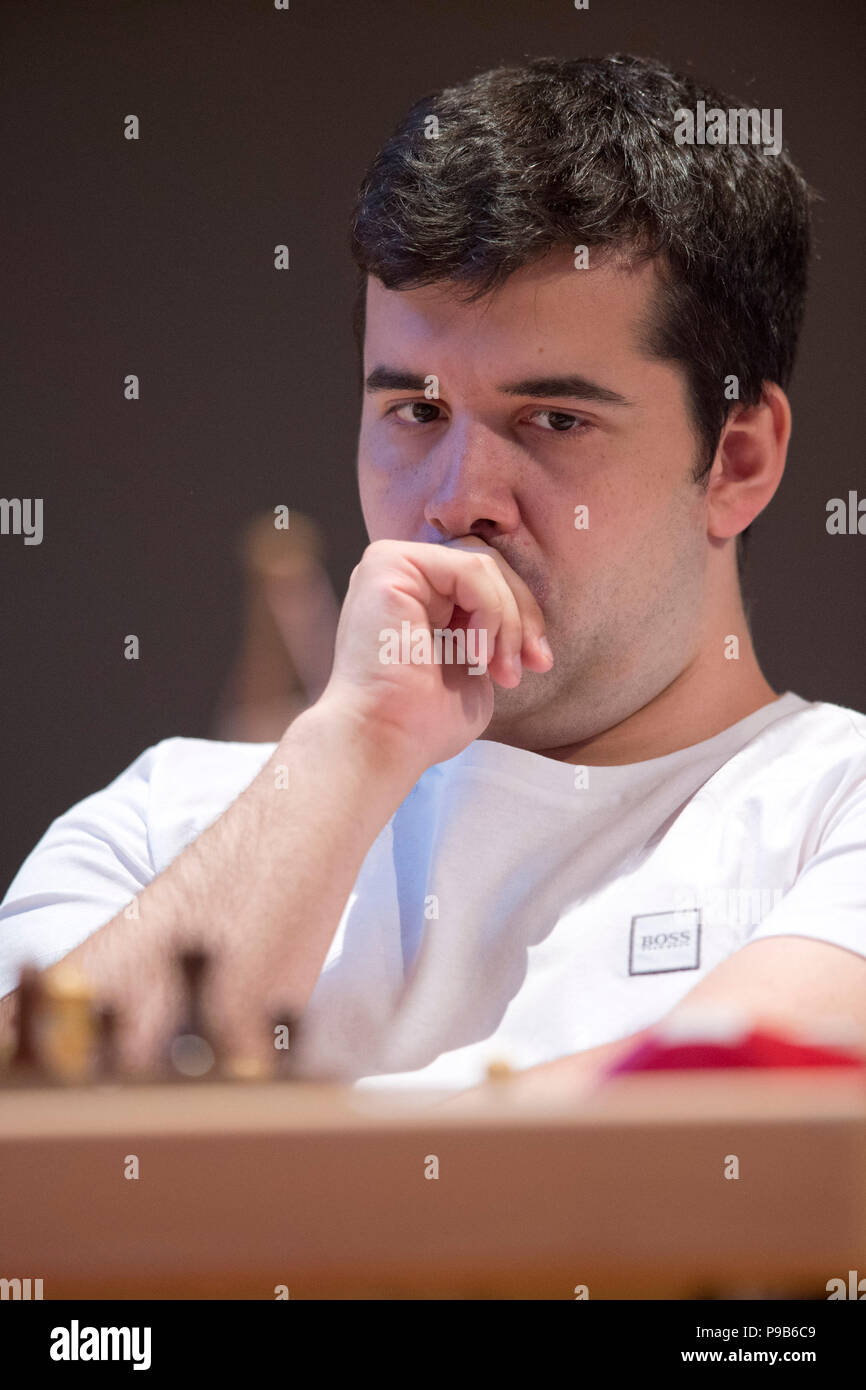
[{"left": 1, "top": 55, "right": 864, "bottom": 1095}]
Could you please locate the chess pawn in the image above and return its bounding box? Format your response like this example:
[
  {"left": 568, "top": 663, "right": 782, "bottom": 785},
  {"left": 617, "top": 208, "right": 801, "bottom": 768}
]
[
  {"left": 165, "top": 948, "right": 221, "bottom": 1081},
  {"left": 41, "top": 963, "right": 95, "bottom": 1083}
]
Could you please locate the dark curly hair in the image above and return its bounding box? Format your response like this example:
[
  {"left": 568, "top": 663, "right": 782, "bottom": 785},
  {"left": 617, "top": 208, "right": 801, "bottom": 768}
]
[{"left": 349, "top": 54, "right": 816, "bottom": 580}]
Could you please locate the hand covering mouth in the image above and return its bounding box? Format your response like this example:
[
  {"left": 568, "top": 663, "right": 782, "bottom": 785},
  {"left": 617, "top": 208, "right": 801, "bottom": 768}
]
[{"left": 444, "top": 534, "right": 549, "bottom": 610}]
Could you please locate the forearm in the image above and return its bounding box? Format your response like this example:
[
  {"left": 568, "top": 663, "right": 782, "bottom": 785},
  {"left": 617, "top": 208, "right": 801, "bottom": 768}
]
[{"left": 27, "top": 700, "right": 417, "bottom": 1067}]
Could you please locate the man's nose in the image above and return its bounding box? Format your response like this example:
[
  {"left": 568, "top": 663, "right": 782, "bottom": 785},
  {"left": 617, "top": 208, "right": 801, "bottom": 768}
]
[{"left": 423, "top": 421, "right": 521, "bottom": 538}]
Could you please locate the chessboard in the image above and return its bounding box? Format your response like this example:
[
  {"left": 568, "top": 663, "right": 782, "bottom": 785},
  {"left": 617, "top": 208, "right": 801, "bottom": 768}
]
[
  {"left": 1, "top": 955, "right": 865, "bottom": 1299},
  {"left": 1, "top": 1069, "right": 865, "bottom": 1299}
]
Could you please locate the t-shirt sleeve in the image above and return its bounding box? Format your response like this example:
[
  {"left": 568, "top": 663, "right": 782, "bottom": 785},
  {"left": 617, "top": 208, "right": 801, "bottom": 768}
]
[
  {"left": 746, "top": 770, "right": 866, "bottom": 960},
  {"left": 0, "top": 743, "right": 163, "bottom": 998}
]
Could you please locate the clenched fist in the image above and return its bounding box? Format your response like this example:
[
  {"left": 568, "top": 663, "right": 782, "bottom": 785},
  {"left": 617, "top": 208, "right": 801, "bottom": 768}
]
[{"left": 316, "top": 536, "right": 553, "bottom": 772}]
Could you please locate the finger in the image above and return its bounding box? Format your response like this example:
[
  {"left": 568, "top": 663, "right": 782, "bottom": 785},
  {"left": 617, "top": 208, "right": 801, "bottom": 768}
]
[
  {"left": 442, "top": 537, "right": 552, "bottom": 673},
  {"left": 400, "top": 542, "right": 524, "bottom": 686}
]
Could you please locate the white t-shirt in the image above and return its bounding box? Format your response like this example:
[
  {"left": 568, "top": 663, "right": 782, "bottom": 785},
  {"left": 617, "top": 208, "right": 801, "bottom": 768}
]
[{"left": 2, "top": 691, "right": 865, "bottom": 1090}]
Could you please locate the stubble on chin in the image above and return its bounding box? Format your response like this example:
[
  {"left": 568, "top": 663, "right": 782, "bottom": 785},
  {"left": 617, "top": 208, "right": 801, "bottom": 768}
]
[{"left": 480, "top": 659, "right": 571, "bottom": 745}]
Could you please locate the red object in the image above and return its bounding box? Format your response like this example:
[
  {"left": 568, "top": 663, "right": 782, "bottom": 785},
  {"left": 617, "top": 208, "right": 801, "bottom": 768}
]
[{"left": 607, "top": 1027, "right": 866, "bottom": 1076}]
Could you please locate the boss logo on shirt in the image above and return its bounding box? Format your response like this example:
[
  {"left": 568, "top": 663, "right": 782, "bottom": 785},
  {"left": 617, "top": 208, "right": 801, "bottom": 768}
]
[{"left": 628, "top": 910, "right": 701, "bottom": 975}]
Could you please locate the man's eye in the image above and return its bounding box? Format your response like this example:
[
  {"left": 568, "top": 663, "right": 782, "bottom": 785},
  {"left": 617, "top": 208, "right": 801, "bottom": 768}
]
[
  {"left": 387, "top": 401, "right": 443, "bottom": 425},
  {"left": 526, "top": 409, "right": 587, "bottom": 433}
]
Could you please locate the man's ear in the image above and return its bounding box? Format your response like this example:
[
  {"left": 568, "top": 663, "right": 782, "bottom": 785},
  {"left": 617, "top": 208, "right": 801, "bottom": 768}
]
[{"left": 706, "top": 383, "right": 791, "bottom": 541}]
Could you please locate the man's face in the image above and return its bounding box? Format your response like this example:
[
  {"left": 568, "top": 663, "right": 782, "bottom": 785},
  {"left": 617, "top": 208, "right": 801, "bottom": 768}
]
[{"left": 356, "top": 246, "right": 712, "bottom": 751}]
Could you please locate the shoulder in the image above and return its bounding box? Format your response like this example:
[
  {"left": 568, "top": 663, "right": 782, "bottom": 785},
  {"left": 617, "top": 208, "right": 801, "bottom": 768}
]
[
  {"left": 737, "top": 696, "right": 866, "bottom": 789},
  {"left": 770, "top": 698, "right": 866, "bottom": 797},
  {"left": 43, "top": 735, "right": 278, "bottom": 826},
  {"left": 784, "top": 697, "right": 866, "bottom": 749},
  {"left": 3, "top": 736, "right": 279, "bottom": 899},
  {"left": 116, "top": 736, "right": 279, "bottom": 868},
  {"left": 142, "top": 735, "right": 278, "bottom": 795},
  {"left": 695, "top": 696, "right": 866, "bottom": 847}
]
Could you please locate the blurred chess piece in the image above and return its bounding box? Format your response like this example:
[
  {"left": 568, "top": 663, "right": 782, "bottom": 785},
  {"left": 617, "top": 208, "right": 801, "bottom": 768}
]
[
  {"left": 485, "top": 1058, "right": 514, "bottom": 1083},
  {"left": 93, "top": 1005, "right": 121, "bottom": 1082},
  {"left": 165, "top": 948, "right": 221, "bottom": 1082},
  {"left": 2, "top": 964, "right": 50, "bottom": 1086},
  {"left": 222, "top": 1055, "right": 274, "bottom": 1083},
  {"left": 213, "top": 511, "right": 340, "bottom": 742},
  {"left": 271, "top": 1010, "right": 302, "bottom": 1080},
  {"left": 41, "top": 963, "right": 96, "bottom": 1083}
]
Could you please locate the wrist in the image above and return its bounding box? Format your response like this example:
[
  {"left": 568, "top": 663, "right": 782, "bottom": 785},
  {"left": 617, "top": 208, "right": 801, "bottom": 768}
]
[{"left": 285, "top": 693, "right": 426, "bottom": 796}]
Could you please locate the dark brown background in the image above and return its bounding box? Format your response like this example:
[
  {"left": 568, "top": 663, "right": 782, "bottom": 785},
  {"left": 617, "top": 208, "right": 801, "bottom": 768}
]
[{"left": 1, "top": 0, "right": 863, "bottom": 895}]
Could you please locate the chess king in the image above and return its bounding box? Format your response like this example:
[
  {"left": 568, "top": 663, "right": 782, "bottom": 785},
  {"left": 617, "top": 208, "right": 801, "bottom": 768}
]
[{"left": 1, "top": 55, "right": 865, "bottom": 1095}]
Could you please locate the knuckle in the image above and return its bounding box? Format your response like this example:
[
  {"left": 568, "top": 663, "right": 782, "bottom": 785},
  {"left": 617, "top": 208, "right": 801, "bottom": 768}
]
[
  {"left": 463, "top": 552, "right": 487, "bottom": 573},
  {"left": 362, "top": 539, "right": 392, "bottom": 562},
  {"left": 355, "top": 539, "right": 396, "bottom": 577}
]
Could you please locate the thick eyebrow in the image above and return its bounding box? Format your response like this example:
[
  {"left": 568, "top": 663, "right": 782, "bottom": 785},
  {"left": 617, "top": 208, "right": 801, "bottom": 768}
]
[
  {"left": 364, "top": 364, "right": 632, "bottom": 406},
  {"left": 365, "top": 366, "right": 431, "bottom": 393},
  {"left": 497, "top": 374, "right": 632, "bottom": 406}
]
